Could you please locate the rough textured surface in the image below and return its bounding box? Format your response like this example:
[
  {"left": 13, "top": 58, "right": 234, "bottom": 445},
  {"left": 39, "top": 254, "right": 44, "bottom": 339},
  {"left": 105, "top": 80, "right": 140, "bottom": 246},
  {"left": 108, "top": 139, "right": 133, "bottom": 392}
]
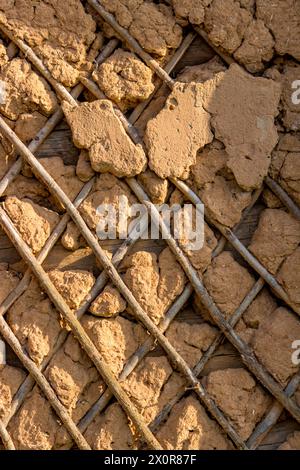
[
  {"left": 186, "top": 222, "right": 218, "bottom": 274},
  {"left": 177, "top": 209, "right": 218, "bottom": 273},
  {"left": 253, "top": 307, "right": 300, "bottom": 385},
  {"left": 249, "top": 209, "right": 300, "bottom": 274},
  {"left": 235, "top": 288, "right": 277, "bottom": 345},
  {"left": 14, "top": 112, "right": 48, "bottom": 143},
  {"left": 89, "top": 285, "right": 127, "bottom": 317},
  {"left": 233, "top": 19, "right": 274, "bottom": 73},
  {"left": 100, "top": 1, "right": 182, "bottom": 57},
  {"left": 8, "top": 313, "right": 146, "bottom": 449},
  {"left": 0, "top": 40, "right": 8, "bottom": 68},
  {"left": 177, "top": 56, "right": 226, "bottom": 83},
  {"left": 279, "top": 431, "right": 300, "bottom": 450},
  {"left": 0, "top": 134, "right": 17, "bottom": 181},
  {"left": 268, "top": 134, "right": 300, "bottom": 206},
  {"left": 2, "top": 3, "right": 299, "bottom": 451},
  {"left": 0, "top": 0, "right": 96, "bottom": 87},
  {"left": 277, "top": 247, "right": 300, "bottom": 313},
  {"left": 196, "top": 252, "right": 255, "bottom": 321},
  {"left": 7, "top": 278, "right": 61, "bottom": 365},
  {"left": 122, "top": 355, "right": 173, "bottom": 424},
  {"left": 172, "top": 0, "right": 274, "bottom": 72},
  {"left": 206, "top": 65, "right": 281, "bottom": 191},
  {"left": 48, "top": 269, "right": 95, "bottom": 310},
  {"left": 257, "top": 0, "right": 300, "bottom": 61},
  {"left": 171, "top": 0, "right": 207, "bottom": 26},
  {"left": 93, "top": 49, "right": 154, "bottom": 111},
  {"left": 44, "top": 333, "right": 105, "bottom": 449},
  {"left": 0, "top": 265, "right": 20, "bottom": 304},
  {"left": 63, "top": 100, "right": 147, "bottom": 177},
  {"left": 279, "top": 151, "right": 300, "bottom": 205},
  {"left": 190, "top": 142, "right": 252, "bottom": 227},
  {"left": 39, "top": 157, "right": 84, "bottom": 208},
  {"left": 204, "top": 0, "right": 252, "bottom": 55},
  {"left": 83, "top": 314, "right": 146, "bottom": 377},
  {"left": 85, "top": 403, "right": 135, "bottom": 450},
  {"left": 3, "top": 175, "right": 49, "bottom": 206},
  {"left": 4, "top": 196, "right": 60, "bottom": 254},
  {"left": 123, "top": 248, "right": 186, "bottom": 324},
  {"left": 145, "top": 81, "right": 214, "bottom": 179},
  {"left": 79, "top": 173, "right": 137, "bottom": 233},
  {"left": 156, "top": 396, "right": 231, "bottom": 450},
  {"left": 0, "top": 58, "right": 57, "bottom": 121},
  {"left": 166, "top": 321, "right": 217, "bottom": 368},
  {"left": 83, "top": 318, "right": 220, "bottom": 449},
  {"left": 205, "top": 368, "right": 271, "bottom": 440},
  {"left": 135, "top": 83, "right": 169, "bottom": 135},
  {"left": 8, "top": 388, "right": 61, "bottom": 450},
  {"left": 76, "top": 150, "right": 95, "bottom": 183},
  {"left": 265, "top": 63, "right": 300, "bottom": 132},
  {"left": 61, "top": 221, "right": 86, "bottom": 252},
  {"left": 145, "top": 64, "right": 280, "bottom": 187},
  {"left": 0, "top": 365, "right": 26, "bottom": 422},
  {"left": 137, "top": 169, "right": 169, "bottom": 205}
]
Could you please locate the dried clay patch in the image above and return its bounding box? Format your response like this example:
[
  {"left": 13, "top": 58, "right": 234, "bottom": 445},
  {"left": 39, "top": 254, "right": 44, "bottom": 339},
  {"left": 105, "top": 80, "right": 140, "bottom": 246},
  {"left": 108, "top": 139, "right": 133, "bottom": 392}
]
[{"left": 0, "top": 0, "right": 97, "bottom": 87}]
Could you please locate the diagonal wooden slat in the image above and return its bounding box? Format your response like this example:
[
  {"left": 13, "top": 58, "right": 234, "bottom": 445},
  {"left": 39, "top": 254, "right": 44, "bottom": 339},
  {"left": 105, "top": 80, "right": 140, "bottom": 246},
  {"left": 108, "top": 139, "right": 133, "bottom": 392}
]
[
  {"left": 247, "top": 373, "right": 300, "bottom": 449},
  {"left": 0, "top": 418, "right": 15, "bottom": 450},
  {"left": 86, "top": 0, "right": 175, "bottom": 88}
]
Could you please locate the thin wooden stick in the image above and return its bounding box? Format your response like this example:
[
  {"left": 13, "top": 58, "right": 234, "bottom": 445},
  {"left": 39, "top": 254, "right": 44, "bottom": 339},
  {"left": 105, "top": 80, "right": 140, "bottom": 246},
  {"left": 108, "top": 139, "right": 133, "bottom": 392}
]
[
  {"left": 0, "top": 418, "right": 15, "bottom": 450},
  {"left": 0, "top": 207, "right": 162, "bottom": 450},
  {"left": 247, "top": 374, "right": 300, "bottom": 449},
  {"left": 129, "top": 32, "right": 196, "bottom": 125},
  {"left": 193, "top": 26, "right": 234, "bottom": 66},
  {"left": 0, "top": 308, "right": 91, "bottom": 449},
  {"left": 265, "top": 176, "right": 300, "bottom": 221},
  {"left": 0, "top": 22, "right": 77, "bottom": 105},
  {"left": 86, "top": 0, "right": 175, "bottom": 89},
  {"left": 80, "top": 76, "right": 144, "bottom": 146}
]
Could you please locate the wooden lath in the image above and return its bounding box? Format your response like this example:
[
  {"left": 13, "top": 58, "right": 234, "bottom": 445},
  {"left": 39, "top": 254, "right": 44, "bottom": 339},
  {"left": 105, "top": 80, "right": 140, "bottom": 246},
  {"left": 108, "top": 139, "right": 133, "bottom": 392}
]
[{"left": 0, "top": 2, "right": 299, "bottom": 447}]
